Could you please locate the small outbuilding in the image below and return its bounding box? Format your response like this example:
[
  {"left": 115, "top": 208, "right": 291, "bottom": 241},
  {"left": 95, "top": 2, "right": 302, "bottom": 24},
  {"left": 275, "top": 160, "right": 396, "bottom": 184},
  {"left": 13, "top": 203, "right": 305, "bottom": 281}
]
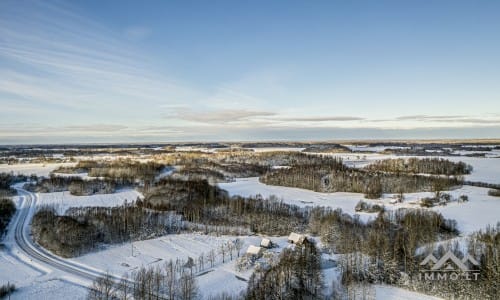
[
  {"left": 288, "top": 232, "right": 306, "bottom": 245},
  {"left": 246, "top": 245, "right": 263, "bottom": 257},
  {"left": 260, "top": 238, "right": 272, "bottom": 248}
]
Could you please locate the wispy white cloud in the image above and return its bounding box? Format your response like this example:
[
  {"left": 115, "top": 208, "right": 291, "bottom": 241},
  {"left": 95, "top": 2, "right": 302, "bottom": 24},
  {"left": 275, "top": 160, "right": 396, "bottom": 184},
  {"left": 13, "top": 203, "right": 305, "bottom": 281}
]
[
  {"left": 0, "top": 0, "right": 196, "bottom": 119},
  {"left": 166, "top": 107, "right": 277, "bottom": 124}
]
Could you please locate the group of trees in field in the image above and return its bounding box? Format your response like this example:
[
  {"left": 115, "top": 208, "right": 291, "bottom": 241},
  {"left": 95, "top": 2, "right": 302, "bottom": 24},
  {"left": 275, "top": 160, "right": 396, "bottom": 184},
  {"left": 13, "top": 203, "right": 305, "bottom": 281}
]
[
  {"left": 302, "top": 143, "right": 353, "bottom": 153},
  {"left": 24, "top": 175, "right": 116, "bottom": 195},
  {"left": 246, "top": 240, "right": 323, "bottom": 300},
  {"left": 308, "top": 207, "right": 458, "bottom": 285},
  {"left": 31, "top": 204, "right": 184, "bottom": 257},
  {"left": 262, "top": 166, "right": 462, "bottom": 199},
  {"left": 162, "top": 150, "right": 344, "bottom": 170},
  {"left": 365, "top": 157, "right": 473, "bottom": 175},
  {"left": 88, "top": 260, "right": 197, "bottom": 300},
  {"left": 488, "top": 188, "right": 500, "bottom": 197},
  {"left": 0, "top": 283, "right": 16, "bottom": 298},
  {"left": 54, "top": 159, "right": 166, "bottom": 184},
  {"left": 0, "top": 172, "right": 26, "bottom": 196},
  {"left": 177, "top": 162, "right": 269, "bottom": 182},
  {"left": 0, "top": 198, "right": 16, "bottom": 238},
  {"left": 143, "top": 179, "right": 307, "bottom": 236}
]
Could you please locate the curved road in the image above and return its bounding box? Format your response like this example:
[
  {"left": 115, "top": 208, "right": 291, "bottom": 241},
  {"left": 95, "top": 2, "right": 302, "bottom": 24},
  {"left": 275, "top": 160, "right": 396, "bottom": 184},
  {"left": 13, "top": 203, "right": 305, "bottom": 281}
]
[{"left": 10, "top": 188, "right": 122, "bottom": 286}]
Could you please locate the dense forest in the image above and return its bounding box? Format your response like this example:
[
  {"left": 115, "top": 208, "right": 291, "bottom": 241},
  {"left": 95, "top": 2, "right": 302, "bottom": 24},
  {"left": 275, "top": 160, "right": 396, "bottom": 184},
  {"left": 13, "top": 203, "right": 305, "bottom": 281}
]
[{"left": 365, "top": 157, "right": 472, "bottom": 175}]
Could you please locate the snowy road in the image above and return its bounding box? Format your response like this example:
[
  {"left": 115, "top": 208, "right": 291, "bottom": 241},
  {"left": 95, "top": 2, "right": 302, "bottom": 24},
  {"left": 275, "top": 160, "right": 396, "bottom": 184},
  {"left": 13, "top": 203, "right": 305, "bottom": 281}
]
[{"left": 8, "top": 188, "right": 122, "bottom": 288}]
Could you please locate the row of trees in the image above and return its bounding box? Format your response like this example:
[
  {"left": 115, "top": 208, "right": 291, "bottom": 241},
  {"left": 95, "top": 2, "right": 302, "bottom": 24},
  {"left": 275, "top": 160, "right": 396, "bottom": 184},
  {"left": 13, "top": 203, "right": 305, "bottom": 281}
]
[{"left": 365, "top": 157, "right": 473, "bottom": 175}]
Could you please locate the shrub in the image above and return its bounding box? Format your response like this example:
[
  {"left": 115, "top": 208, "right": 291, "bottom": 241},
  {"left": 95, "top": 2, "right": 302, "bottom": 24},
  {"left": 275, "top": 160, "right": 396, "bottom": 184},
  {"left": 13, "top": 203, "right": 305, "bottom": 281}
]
[
  {"left": 487, "top": 189, "right": 500, "bottom": 197},
  {"left": 420, "top": 197, "right": 436, "bottom": 208},
  {"left": 355, "top": 200, "right": 384, "bottom": 213},
  {"left": 0, "top": 282, "right": 15, "bottom": 298}
]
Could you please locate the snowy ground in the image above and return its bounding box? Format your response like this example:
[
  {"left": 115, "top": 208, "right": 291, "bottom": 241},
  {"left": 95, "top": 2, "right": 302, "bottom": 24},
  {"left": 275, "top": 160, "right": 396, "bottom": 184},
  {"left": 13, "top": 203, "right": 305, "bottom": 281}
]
[
  {"left": 373, "top": 285, "right": 443, "bottom": 300},
  {"left": 9, "top": 279, "right": 88, "bottom": 300},
  {"left": 0, "top": 162, "right": 75, "bottom": 177},
  {"left": 1, "top": 152, "right": 498, "bottom": 299},
  {"left": 219, "top": 177, "right": 373, "bottom": 222},
  {"left": 36, "top": 188, "right": 142, "bottom": 214},
  {"left": 71, "top": 234, "right": 290, "bottom": 299}
]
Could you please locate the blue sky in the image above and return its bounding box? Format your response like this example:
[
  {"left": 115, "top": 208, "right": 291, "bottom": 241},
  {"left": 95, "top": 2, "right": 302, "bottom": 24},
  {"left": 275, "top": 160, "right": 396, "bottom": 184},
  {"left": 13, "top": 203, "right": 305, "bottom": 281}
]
[{"left": 1, "top": 0, "right": 499, "bottom": 143}]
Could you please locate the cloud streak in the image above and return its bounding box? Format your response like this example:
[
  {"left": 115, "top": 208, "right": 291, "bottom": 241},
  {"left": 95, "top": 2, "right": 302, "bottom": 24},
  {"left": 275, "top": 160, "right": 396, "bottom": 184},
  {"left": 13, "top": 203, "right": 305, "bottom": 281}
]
[{"left": 0, "top": 0, "right": 196, "bottom": 120}]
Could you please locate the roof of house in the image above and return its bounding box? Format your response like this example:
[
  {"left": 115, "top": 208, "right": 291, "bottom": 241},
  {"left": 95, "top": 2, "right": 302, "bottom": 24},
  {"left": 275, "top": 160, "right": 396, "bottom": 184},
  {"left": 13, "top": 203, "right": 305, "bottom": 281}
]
[
  {"left": 246, "top": 245, "right": 263, "bottom": 255},
  {"left": 260, "top": 238, "right": 271, "bottom": 247},
  {"left": 288, "top": 232, "right": 306, "bottom": 244}
]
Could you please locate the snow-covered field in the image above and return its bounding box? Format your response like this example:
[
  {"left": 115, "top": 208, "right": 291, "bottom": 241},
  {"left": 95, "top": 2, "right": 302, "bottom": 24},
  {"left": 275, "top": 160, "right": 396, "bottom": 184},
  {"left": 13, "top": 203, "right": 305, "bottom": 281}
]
[
  {"left": 0, "top": 162, "right": 75, "bottom": 177},
  {"left": 72, "top": 234, "right": 289, "bottom": 299},
  {"left": 373, "top": 285, "right": 442, "bottom": 300},
  {"left": 36, "top": 188, "right": 141, "bottom": 214},
  {"left": 10, "top": 279, "right": 88, "bottom": 300},
  {"left": 220, "top": 177, "right": 368, "bottom": 217},
  {"left": 445, "top": 156, "right": 500, "bottom": 185}
]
